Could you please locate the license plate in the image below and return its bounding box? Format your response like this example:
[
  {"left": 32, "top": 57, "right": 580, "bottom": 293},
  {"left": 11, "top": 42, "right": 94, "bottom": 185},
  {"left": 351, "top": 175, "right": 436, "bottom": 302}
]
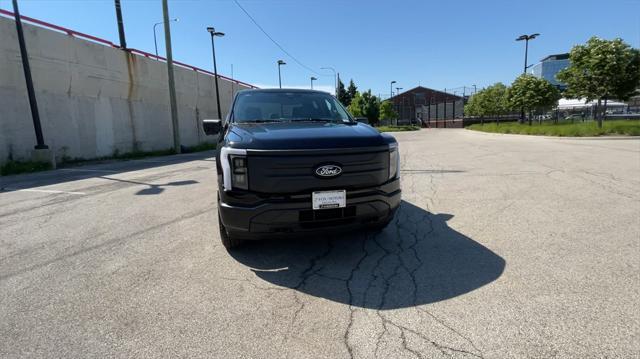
[{"left": 312, "top": 190, "right": 346, "bottom": 210}]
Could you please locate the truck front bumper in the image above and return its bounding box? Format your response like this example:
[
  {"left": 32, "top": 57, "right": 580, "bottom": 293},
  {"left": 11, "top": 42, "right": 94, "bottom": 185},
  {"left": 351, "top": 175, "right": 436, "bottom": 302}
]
[{"left": 218, "top": 179, "right": 401, "bottom": 240}]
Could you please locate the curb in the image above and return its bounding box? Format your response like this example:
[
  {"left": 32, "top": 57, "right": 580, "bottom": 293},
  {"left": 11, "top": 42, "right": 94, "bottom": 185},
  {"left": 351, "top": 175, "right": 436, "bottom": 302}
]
[{"left": 463, "top": 128, "right": 640, "bottom": 140}]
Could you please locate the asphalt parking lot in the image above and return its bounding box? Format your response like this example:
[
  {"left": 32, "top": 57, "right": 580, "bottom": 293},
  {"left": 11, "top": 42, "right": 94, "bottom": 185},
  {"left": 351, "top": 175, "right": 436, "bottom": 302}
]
[{"left": 1, "top": 129, "right": 638, "bottom": 358}]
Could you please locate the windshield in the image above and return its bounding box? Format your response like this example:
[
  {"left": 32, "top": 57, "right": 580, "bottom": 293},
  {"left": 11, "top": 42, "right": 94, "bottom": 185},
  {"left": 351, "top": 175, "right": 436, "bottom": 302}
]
[{"left": 232, "top": 91, "right": 352, "bottom": 123}]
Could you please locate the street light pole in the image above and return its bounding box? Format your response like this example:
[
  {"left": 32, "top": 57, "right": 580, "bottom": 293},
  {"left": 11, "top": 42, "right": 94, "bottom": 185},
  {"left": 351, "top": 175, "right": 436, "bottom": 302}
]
[
  {"left": 277, "top": 60, "right": 286, "bottom": 88},
  {"left": 320, "top": 67, "right": 336, "bottom": 95},
  {"left": 154, "top": 18, "right": 177, "bottom": 57},
  {"left": 524, "top": 39, "right": 529, "bottom": 72},
  {"left": 114, "top": 0, "right": 127, "bottom": 49},
  {"left": 207, "top": 27, "right": 225, "bottom": 120},
  {"left": 516, "top": 33, "right": 540, "bottom": 73},
  {"left": 310, "top": 76, "right": 317, "bottom": 89},
  {"left": 390, "top": 80, "right": 396, "bottom": 99},
  {"left": 516, "top": 33, "right": 540, "bottom": 123},
  {"left": 12, "top": 0, "right": 46, "bottom": 149}
]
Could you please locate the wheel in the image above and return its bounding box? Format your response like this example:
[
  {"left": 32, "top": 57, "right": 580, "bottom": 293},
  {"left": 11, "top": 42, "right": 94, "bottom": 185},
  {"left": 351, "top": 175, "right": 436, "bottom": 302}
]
[{"left": 218, "top": 212, "right": 243, "bottom": 249}]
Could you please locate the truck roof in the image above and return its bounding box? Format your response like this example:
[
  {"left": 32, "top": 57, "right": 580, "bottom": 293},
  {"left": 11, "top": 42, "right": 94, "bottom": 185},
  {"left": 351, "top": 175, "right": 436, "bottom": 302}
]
[{"left": 236, "top": 88, "right": 331, "bottom": 95}]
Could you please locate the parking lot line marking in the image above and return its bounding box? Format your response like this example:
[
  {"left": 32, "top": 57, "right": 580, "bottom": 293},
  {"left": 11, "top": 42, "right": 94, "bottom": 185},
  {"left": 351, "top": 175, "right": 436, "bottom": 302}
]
[
  {"left": 59, "top": 168, "right": 117, "bottom": 173},
  {"left": 1, "top": 188, "right": 86, "bottom": 195}
]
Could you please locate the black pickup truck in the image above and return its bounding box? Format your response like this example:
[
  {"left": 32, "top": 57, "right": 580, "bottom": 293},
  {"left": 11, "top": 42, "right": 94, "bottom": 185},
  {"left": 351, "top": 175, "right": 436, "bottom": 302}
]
[{"left": 203, "top": 89, "right": 401, "bottom": 248}]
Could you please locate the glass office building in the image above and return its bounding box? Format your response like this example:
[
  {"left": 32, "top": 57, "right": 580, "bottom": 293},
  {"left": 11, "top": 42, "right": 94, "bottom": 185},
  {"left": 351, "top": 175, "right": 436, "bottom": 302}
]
[{"left": 529, "top": 53, "right": 569, "bottom": 89}]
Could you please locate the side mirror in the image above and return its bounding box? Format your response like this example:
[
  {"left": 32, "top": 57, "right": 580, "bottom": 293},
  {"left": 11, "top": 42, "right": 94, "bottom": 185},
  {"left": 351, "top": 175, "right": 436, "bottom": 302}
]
[
  {"left": 203, "top": 119, "right": 222, "bottom": 135},
  {"left": 355, "top": 117, "right": 369, "bottom": 124}
]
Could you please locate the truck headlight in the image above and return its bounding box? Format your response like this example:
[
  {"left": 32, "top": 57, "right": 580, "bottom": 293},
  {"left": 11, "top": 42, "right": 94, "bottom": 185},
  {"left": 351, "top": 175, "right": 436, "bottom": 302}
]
[
  {"left": 389, "top": 142, "right": 399, "bottom": 180},
  {"left": 220, "top": 147, "right": 248, "bottom": 191},
  {"left": 230, "top": 155, "right": 248, "bottom": 190}
]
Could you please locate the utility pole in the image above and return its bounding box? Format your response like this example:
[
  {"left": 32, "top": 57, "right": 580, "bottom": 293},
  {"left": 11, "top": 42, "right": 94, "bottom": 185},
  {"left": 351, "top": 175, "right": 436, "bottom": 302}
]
[
  {"left": 12, "top": 0, "right": 47, "bottom": 150},
  {"left": 162, "top": 0, "right": 180, "bottom": 153},
  {"left": 114, "top": 0, "right": 127, "bottom": 49}
]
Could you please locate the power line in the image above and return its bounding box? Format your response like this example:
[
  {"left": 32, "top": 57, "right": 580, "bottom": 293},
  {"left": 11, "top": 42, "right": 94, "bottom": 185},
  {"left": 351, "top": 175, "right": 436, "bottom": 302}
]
[{"left": 233, "top": 0, "right": 321, "bottom": 76}]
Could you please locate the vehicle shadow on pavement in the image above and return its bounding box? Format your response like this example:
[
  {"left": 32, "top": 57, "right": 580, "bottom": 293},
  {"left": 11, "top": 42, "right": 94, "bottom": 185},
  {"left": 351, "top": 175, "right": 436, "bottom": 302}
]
[
  {"left": 92, "top": 177, "right": 199, "bottom": 195},
  {"left": 230, "top": 200, "right": 505, "bottom": 309}
]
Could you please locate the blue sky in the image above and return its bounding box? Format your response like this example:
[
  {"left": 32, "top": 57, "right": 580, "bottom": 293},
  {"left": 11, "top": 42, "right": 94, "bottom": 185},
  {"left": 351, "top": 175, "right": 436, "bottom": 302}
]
[{"left": 3, "top": 0, "right": 639, "bottom": 97}]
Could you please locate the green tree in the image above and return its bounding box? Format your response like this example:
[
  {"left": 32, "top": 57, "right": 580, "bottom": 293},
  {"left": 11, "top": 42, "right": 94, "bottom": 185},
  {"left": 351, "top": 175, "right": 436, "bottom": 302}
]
[
  {"left": 507, "top": 74, "right": 561, "bottom": 125},
  {"left": 348, "top": 90, "right": 381, "bottom": 125},
  {"left": 379, "top": 100, "right": 398, "bottom": 122},
  {"left": 337, "top": 79, "right": 349, "bottom": 106},
  {"left": 347, "top": 92, "right": 363, "bottom": 117},
  {"left": 557, "top": 36, "right": 640, "bottom": 127},
  {"left": 346, "top": 79, "right": 358, "bottom": 106},
  {"left": 361, "top": 91, "right": 381, "bottom": 125},
  {"left": 464, "top": 83, "right": 510, "bottom": 124}
]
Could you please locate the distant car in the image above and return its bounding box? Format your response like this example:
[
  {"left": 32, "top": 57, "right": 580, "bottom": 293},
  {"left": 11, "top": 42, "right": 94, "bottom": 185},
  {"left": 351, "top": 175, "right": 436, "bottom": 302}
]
[
  {"left": 564, "top": 114, "right": 583, "bottom": 121},
  {"left": 202, "top": 89, "right": 401, "bottom": 249}
]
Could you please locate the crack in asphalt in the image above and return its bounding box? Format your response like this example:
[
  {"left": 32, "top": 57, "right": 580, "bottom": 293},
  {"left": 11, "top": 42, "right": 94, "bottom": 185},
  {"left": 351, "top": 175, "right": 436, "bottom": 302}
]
[
  {"left": 338, "top": 202, "right": 484, "bottom": 359},
  {"left": 399, "top": 325, "right": 426, "bottom": 359},
  {"left": 234, "top": 160, "right": 491, "bottom": 358},
  {"left": 416, "top": 307, "right": 484, "bottom": 357},
  {"left": 281, "top": 239, "right": 336, "bottom": 358},
  {"left": 383, "top": 316, "right": 485, "bottom": 359},
  {"left": 343, "top": 232, "right": 373, "bottom": 359}
]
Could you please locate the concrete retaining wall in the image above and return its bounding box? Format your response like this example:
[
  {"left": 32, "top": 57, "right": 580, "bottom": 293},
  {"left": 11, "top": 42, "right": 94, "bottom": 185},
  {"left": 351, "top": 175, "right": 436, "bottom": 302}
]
[{"left": 0, "top": 16, "right": 251, "bottom": 165}]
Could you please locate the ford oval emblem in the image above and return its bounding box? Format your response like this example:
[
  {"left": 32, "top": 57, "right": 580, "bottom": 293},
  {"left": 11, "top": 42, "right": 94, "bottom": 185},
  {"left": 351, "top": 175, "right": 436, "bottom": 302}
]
[{"left": 315, "top": 164, "right": 342, "bottom": 178}]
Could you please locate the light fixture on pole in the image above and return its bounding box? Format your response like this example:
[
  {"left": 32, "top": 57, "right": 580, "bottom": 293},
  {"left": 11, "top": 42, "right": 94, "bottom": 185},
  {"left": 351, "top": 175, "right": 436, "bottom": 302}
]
[
  {"left": 153, "top": 18, "right": 178, "bottom": 57},
  {"left": 277, "top": 60, "right": 286, "bottom": 88},
  {"left": 207, "top": 26, "right": 225, "bottom": 120},
  {"left": 390, "top": 80, "right": 396, "bottom": 98},
  {"left": 310, "top": 76, "right": 317, "bottom": 89},
  {"left": 516, "top": 33, "right": 540, "bottom": 73}
]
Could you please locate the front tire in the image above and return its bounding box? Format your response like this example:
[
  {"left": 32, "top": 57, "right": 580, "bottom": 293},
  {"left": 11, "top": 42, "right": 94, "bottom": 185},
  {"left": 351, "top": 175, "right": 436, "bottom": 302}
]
[{"left": 218, "top": 212, "right": 243, "bottom": 249}]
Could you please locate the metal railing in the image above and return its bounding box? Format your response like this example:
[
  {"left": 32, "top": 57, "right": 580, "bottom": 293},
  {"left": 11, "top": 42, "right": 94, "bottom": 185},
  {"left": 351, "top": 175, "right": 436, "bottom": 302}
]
[{"left": 0, "top": 9, "right": 258, "bottom": 89}]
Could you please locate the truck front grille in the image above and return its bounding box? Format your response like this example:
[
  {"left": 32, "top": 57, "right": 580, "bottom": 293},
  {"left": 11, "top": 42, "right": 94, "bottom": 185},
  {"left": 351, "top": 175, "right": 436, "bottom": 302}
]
[{"left": 247, "top": 148, "right": 389, "bottom": 194}]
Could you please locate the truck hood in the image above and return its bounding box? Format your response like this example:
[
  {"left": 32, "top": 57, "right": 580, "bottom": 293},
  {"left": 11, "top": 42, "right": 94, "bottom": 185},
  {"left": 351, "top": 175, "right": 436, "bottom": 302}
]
[{"left": 225, "top": 121, "right": 394, "bottom": 150}]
